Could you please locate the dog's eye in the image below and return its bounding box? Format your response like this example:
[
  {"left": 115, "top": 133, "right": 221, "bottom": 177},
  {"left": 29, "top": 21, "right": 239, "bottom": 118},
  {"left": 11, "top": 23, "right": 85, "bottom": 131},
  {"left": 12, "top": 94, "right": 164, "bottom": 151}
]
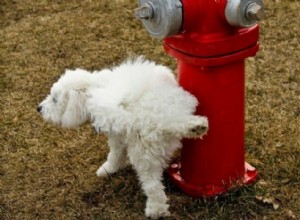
[{"left": 52, "top": 97, "right": 57, "bottom": 103}]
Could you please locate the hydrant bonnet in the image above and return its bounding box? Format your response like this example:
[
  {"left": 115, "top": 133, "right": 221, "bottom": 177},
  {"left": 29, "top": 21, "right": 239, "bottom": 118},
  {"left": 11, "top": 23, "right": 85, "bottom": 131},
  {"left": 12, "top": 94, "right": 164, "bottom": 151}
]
[{"left": 135, "top": 0, "right": 183, "bottom": 39}]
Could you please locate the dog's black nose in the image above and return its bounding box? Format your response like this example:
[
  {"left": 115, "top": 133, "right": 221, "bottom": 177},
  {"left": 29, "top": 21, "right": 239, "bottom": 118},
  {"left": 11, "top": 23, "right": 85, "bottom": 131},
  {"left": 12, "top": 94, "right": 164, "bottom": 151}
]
[{"left": 37, "top": 106, "right": 42, "bottom": 112}]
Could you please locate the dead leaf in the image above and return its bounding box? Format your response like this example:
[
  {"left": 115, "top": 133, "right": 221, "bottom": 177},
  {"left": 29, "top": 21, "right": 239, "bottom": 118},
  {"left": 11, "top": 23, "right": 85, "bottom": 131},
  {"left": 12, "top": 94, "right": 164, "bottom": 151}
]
[
  {"left": 255, "top": 196, "right": 280, "bottom": 210},
  {"left": 287, "top": 210, "right": 296, "bottom": 219}
]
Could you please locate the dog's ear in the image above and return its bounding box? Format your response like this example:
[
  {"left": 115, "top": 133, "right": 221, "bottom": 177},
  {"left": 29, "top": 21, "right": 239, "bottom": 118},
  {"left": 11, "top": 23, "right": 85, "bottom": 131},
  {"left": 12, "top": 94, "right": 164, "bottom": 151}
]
[{"left": 61, "top": 89, "right": 88, "bottom": 128}]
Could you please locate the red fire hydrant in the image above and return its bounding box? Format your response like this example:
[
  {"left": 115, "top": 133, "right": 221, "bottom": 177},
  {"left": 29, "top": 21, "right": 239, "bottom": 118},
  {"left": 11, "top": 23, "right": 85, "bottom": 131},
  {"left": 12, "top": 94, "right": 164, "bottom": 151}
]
[{"left": 135, "top": 0, "right": 264, "bottom": 197}]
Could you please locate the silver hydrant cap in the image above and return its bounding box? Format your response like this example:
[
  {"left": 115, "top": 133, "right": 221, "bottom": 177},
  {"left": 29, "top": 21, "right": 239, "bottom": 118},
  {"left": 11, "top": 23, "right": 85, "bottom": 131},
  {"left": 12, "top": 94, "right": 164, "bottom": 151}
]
[
  {"left": 134, "top": 0, "right": 183, "bottom": 39},
  {"left": 225, "top": 0, "right": 265, "bottom": 27}
]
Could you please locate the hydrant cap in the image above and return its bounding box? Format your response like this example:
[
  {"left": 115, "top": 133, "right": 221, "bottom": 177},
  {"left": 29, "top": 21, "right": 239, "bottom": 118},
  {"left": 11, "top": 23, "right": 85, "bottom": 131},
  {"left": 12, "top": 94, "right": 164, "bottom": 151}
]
[
  {"left": 135, "top": 0, "right": 182, "bottom": 39},
  {"left": 225, "top": 0, "right": 264, "bottom": 27}
]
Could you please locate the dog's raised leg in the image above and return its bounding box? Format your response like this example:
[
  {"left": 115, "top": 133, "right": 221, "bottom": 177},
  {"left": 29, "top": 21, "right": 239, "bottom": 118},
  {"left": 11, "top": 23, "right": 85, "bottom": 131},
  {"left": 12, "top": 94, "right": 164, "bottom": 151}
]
[
  {"left": 128, "top": 144, "right": 170, "bottom": 219},
  {"left": 96, "top": 135, "right": 128, "bottom": 177},
  {"left": 183, "top": 115, "right": 209, "bottom": 138}
]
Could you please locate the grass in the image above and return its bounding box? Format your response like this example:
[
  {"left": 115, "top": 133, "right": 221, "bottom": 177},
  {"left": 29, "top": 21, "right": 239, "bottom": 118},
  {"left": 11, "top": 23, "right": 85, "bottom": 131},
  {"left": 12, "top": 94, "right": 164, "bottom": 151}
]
[{"left": 1, "top": 0, "right": 299, "bottom": 219}]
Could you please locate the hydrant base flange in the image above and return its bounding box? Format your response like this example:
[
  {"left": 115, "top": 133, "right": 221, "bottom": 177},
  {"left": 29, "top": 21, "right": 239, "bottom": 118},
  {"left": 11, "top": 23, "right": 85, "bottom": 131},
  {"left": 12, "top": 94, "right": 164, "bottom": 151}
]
[{"left": 168, "top": 162, "right": 258, "bottom": 197}]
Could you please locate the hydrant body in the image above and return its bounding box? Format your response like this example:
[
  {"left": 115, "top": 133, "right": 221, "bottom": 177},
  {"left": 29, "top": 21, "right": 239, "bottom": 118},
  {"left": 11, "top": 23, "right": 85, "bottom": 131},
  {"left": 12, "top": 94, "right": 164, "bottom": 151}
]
[
  {"left": 165, "top": 49, "right": 258, "bottom": 196},
  {"left": 135, "top": 0, "right": 263, "bottom": 197}
]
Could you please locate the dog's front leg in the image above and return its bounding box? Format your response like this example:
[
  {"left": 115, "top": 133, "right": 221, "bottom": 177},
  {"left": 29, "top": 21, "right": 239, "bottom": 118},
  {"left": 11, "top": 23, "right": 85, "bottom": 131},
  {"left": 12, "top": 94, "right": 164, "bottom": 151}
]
[
  {"left": 128, "top": 145, "right": 170, "bottom": 219},
  {"left": 96, "top": 135, "right": 128, "bottom": 177}
]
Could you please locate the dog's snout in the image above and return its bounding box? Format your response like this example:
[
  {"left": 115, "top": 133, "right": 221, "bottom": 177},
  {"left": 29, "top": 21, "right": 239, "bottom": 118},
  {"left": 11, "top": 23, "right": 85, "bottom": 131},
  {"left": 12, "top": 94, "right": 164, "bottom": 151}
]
[{"left": 37, "top": 106, "right": 42, "bottom": 113}]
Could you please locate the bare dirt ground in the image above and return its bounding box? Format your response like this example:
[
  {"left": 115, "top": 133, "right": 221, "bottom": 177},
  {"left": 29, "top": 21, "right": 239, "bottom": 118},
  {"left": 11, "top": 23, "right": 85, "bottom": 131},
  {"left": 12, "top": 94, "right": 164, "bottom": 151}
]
[{"left": 1, "top": 0, "right": 299, "bottom": 219}]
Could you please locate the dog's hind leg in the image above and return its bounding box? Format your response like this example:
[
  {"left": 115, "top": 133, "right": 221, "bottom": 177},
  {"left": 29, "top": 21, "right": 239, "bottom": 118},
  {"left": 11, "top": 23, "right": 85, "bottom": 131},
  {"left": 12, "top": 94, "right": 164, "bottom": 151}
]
[
  {"left": 96, "top": 135, "right": 128, "bottom": 177},
  {"left": 182, "top": 115, "right": 209, "bottom": 139},
  {"left": 127, "top": 143, "right": 170, "bottom": 219}
]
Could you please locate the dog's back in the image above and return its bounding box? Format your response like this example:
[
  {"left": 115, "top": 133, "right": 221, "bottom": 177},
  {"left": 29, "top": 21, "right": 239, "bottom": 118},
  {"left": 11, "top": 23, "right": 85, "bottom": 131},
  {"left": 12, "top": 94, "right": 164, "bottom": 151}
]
[{"left": 88, "top": 58, "right": 202, "bottom": 139}]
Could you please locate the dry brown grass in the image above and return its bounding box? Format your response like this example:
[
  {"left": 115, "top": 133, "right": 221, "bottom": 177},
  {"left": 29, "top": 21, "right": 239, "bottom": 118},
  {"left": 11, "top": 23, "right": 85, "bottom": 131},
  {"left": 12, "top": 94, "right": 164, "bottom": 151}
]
[{"left": 1, "top": 0, "right": 299, "bottom": 219}]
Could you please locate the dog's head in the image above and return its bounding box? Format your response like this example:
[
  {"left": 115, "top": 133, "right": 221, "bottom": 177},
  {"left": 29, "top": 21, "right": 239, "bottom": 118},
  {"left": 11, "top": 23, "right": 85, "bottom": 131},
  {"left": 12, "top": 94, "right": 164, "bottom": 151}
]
[{"left": 37, "top": 69, "right": 91, "bottom": 128}]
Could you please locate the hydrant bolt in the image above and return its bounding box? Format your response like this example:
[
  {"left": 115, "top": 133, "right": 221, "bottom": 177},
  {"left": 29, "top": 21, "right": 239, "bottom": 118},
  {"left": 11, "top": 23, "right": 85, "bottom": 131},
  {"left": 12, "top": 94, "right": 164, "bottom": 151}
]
[
  {"left": 134, "top": 3, "right": 154, "bottom": 20},
  {"left": 246, "top": 2, "right": 264, "bottom": 21}
]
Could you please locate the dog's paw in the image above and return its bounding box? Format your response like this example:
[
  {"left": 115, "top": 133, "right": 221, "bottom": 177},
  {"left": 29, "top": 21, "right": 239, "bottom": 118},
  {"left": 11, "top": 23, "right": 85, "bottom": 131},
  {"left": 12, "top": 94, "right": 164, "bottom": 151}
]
[
  {"left": 186, "top": 116, "right": 208, "bottom": 138},
  {"left": 145, "top": 203, "right": 170, "bottom": 219},
  {"left": 96, "top": 166, "right": 109, "bottom": 177},
  {"left": 190, "top": 124, "right": 208, "bottom": 136}
]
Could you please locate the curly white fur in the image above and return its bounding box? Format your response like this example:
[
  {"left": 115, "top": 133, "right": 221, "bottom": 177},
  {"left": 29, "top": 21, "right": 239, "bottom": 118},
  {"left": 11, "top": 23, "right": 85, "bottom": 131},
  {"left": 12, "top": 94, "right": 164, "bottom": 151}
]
[{"left": 38, "top": 57, "right": 208, "bottom": 219}]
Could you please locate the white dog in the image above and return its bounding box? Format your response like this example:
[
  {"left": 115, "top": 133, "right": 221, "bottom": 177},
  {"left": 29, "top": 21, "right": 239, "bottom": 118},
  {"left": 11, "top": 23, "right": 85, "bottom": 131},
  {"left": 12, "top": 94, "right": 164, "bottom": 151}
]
[{"left": 37, "top": 57, "right": 208, "bottom": 219}]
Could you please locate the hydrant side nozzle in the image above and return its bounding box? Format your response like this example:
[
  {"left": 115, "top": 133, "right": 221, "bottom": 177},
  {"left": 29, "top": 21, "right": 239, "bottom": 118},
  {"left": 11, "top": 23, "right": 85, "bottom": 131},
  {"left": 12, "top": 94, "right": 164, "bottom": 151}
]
[
  {"left": 225, "top": 0, "right": 264, "bottom": 27},
  {"left": 134, "top": 0, "right": 183, "bottom": 39}
]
